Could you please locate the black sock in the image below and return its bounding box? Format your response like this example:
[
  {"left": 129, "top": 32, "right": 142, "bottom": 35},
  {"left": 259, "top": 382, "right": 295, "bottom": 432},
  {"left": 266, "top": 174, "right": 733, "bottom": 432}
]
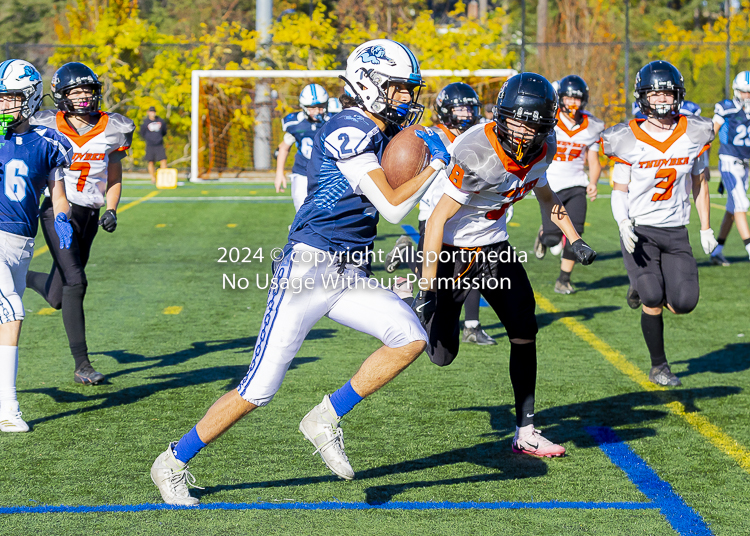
[
  {"left": 558, "top": 269, "right": 571, "bottom": 284},
  {"left": 743, "top": 238, "right": 750, "bottom": 247},
  {"left": 62, "top": 284, "right": 89, "bottom": 370},
  {"left": 464, "top": 290, "right": 480, "bottom": 322},
  {"left": 718, "top": 237, "right": 726, "bottom": 246},
  {"left": 509, "top": 341, "right": 537, "bottom": 427},
  {"left": 641, "top": 312, "right": 666, "bottom": 367},
  {"left": 26, "top": 270, "right": 50, "bottom": 302}
]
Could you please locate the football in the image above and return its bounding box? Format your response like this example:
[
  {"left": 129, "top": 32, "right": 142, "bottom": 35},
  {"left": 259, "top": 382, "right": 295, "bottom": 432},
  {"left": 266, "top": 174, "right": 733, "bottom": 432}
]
[{"left": 381, "top": 125, "right": 431, "bottom": 189}]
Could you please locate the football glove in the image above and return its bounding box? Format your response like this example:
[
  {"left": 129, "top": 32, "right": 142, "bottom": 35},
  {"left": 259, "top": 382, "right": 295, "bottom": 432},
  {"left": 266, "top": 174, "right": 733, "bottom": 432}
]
[
  {"left": 571, "top": 239, "right": 597, "bottom": 265},
  {"left": 54, "top": 212, "right": 73, "bottom": 249},
  {"left": 412, "top": 290, "right": 437, "bottom": 326},
  {"left": 618, "top": 219, "right": 638, "bottom": 254},
  {"left": 700, "top": 228, "right": 718, "bottom": 255},
  {"left": 98, "top": 209, "right": 117, "bottom": 233},
  {"left": 415, "top": 129, "right": 450, "bottom": 166}
]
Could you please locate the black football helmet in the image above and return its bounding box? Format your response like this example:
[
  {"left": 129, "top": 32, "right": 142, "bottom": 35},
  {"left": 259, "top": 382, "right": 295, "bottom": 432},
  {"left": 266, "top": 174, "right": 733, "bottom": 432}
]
[
  {"left": 51, "top": 62, "right": 103, "bottom": 115},
  {"left": 493, "top": 73, "right": 558, "bottom": 165},
  {"left": 557, "top": 75, "right": 589, "bottom": 123},
  {"left": 434, "top": 82, "right": 481, "bottom": 132},
  {"left": 634, "top": 61, "right": 685, "bottom": 119}
]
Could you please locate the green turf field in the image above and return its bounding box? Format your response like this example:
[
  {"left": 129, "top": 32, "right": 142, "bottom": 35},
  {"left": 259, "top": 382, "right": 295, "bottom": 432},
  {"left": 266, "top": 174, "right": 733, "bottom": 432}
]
[{"left": 1, "top": 180, "right": 748, "bottom": 535}]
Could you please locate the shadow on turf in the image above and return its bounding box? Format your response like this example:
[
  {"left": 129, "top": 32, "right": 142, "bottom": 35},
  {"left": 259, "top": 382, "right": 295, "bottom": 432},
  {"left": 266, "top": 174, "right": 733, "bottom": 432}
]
[
  {"left": 574, "top": 275, "right": 630, "bottom": 291},
  {"left": 481, "top": 305, "right": 621, "bottom": 335},
  {"left": 672, "top": 343, "right": 750, "bottom": 378}
]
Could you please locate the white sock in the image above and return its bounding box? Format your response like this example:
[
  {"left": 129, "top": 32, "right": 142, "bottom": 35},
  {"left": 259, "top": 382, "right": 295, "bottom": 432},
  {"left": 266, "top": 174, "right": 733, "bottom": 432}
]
[
  {"left": 0, "top": 346, "right": 19, "bottom": 411},
  {"left": 464, "top": 320, "right": 480, "bottom": 329},
  {"left": 745, "top": 243, "right": 750, "bottom": 258},
  {"left": 713, "top": 244, "right": 724, "bottom": 256},
  {"left": 516, "top": 424, "right": 534, "bottom": 439}
]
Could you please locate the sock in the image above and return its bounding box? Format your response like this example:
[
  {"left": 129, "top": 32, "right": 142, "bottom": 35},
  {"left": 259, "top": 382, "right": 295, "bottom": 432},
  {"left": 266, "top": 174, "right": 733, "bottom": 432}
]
[
  {"left": 744, "top": 239, "right": 750, "bottom": 258},
  {"left": 717, "top": 237, "right": 726, "bottom": 246},
  {"left": 329, "top": 380, "right": 363, "bottom": 418},
  {"left": 558, "top": 269, "right": 571, "bottom": 284},
  {"left": 464, "top": 320, "right": 480, "bottom": 329},
  {"left": 0, "top": 346, "right": 19, "bottom": 409},
  {"left": 463, "top": 290, "right": 480, "bottom": 322},
  {"left": 173, "top": 426, "right": 207, "bottom": 464},
  {"left": 509, "top": 341, "right": 536, "bottom": 428},
  {"left": 713, "top": 244, "right": 724, "bottom": 256},
  {"left": 62, "top": 285, "right": 89, "bottom": 370},
  {"left": 641, "top": 312, "right": 666, "bottom": 367}
]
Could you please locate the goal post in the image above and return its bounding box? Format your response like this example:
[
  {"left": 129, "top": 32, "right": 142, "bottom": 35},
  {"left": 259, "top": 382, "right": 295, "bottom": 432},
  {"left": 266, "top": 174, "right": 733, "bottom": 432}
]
[{"left": 190, "top": 68, "right": 518, "bottom": 181}]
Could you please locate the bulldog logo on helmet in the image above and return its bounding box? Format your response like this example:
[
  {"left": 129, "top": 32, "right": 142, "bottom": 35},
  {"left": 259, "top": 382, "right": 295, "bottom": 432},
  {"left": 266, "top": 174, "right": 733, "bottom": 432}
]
[{"left": 356, "top": 45, "right": 396, "bottom": 66}]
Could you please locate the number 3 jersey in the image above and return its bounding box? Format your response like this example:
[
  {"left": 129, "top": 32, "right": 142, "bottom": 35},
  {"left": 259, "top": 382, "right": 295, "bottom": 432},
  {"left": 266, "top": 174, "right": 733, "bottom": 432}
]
[
  {"left": 601, "top": 116, "right": 713, "bottom": 227},
  {"left": 31, "top": 111, "right": 135, "bottom": 209},
  {"left": 438, "top": 122, "right": 554, "bottom": 247},
  {"left": 546, "top": 111, "right": 605, "bottom": 192}
]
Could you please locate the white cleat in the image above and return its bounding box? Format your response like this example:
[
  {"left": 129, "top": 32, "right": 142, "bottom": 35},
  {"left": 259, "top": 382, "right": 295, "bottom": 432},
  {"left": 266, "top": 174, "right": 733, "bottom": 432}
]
[
  {"left": 0, "top": 402, "right": 29, "bottom": 433},
  {"left": 150, "top": 443, "right": 202, "bottom": 506},
  {"left": 299, "top": 394, "right": 355, "bottom": 480}
]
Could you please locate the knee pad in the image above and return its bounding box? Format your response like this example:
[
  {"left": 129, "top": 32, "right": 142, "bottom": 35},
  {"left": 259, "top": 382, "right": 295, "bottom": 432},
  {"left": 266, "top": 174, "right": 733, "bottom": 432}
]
[
  {"left": 669, "top": 289, "right": 699, "bottom": 315},
  {"left": 427, "top": 338, "right": 459, "bottom": 367},
  {"left": 541, "top": 232, "right": 563, "bottom": 248},
  {"left": 637, "top": 275, "right": 665, "bottom": 309},
  {"left": 561, "top": 240, "right": 576, "bottom": 261}
]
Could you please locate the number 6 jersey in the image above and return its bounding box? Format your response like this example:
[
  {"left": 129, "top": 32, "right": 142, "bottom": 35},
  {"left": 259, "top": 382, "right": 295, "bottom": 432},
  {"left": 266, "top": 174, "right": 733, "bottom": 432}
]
[
  {"left": 31, "top": 111, "right": 135, "bottom": 209},
  {"left": 601, "top": 116, "right": 713, "bottom": 227}
]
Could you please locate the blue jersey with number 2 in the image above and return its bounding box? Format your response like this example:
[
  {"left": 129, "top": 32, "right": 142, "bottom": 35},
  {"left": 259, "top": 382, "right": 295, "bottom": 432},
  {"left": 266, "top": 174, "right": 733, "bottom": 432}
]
[
  {"left": 0, "top": 126, "right": 72, "bottom": 237},
  {"left": 714, "top": 99, "right": 750, "bottom": 160}
]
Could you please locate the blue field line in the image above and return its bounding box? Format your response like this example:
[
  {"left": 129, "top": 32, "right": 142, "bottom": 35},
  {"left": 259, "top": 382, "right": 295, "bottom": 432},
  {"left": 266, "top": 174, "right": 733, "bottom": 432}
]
[
  {"left": 400, "top": 225, "right": 488, "bottom": 307},
  {"left": 587, "top": 427, "right": 713, "bottom": 536},
  {"left": 0, "top": 501, "right": 657, "bottom": 514}
]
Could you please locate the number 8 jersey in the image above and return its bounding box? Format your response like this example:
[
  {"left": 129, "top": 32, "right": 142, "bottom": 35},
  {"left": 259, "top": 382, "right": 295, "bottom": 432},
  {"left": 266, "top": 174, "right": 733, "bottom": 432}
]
[
  {"left": 31, "top": 111, "right": 135, "bottom": 209},
  {"left": 601, "top": 116, "right": 713, "bottom": 227}
]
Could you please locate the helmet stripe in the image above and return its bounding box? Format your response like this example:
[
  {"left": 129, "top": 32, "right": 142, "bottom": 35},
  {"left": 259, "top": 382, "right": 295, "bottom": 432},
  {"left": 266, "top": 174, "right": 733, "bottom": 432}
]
[
  {"left": 394, "top": 41, "right": 420, "bottom": 78},
  {"left": 0, "top": 60, "right": 13, "bottom": 90},
  {"left": 311, "top": 84, "right": 317, "bottom": 101}
]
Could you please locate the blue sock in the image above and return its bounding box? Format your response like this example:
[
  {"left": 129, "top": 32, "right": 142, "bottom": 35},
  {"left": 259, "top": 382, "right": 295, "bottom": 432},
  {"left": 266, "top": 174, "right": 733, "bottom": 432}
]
[
  {"left": 329, "top": 380, "right": 364, "bottom": 418},
  {"left": 172, "top": 426, "right": 207, "bottom": 464}
]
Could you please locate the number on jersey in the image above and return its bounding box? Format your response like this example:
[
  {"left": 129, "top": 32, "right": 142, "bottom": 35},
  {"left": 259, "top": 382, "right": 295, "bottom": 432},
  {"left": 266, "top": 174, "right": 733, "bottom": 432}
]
[
  {"left": 4, "top": 159, "right": 28, "bottom": 202},
  {"left": 652, "top": 168, "right": 677, "bottom": 202},
  {"left": 70, "top": 162, "right": 91, "bottom": 192}
]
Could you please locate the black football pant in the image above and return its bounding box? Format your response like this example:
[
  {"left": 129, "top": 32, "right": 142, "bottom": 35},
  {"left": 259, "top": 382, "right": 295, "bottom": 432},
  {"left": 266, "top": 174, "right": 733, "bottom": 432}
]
[{"left": 539, "top": 186, "right": 587, "bottom": 261}]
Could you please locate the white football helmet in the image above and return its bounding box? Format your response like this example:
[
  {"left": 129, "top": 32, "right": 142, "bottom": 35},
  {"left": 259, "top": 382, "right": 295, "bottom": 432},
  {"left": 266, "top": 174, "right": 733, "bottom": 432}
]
[
  {"left": 299, "top": 84, "right": 328, "bottom": 122},
  {"left": 733, "top": 71, "right": 750, "bottom": 112},
  {"left": 0, "top": 59, "right": 44, "bottom": 132},
  {"left": 341, "top": 39, "right": 424, "bottom": 126},
  {"left": 327, "top": 97, "right": 342, "bottom": 114}
]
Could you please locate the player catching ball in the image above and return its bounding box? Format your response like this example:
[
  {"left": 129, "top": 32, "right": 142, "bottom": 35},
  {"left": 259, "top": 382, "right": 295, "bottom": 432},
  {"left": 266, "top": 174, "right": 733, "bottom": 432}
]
[
  {"left": 28, "top": 62, "right": 134, "bottom": 385},
  {"left": 415, "top": 73, "right": 597, "bottom": 458},
  {"left": 533, "top": 75, "right": 604, "bottom": 294},
  {"left": 151, "top": 39, "right": 450, "bottom": 505},
  {"left": 602, "top": 61, "right": 715, "bottom": 387}
]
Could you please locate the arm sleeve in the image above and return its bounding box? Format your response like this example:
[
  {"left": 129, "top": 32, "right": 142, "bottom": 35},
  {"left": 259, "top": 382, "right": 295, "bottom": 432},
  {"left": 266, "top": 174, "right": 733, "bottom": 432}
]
[
  {"left": 442, "top": 176, "right": 473, "bottom": 205},
  {"left": 283, "top": 132, "right": 296, "bottom": 146},
  {"left": 692, "top": 153, "right": 708, "bottom": 175},
  {"left": 335, "top": 152, "right": 382, "bottom": 191},
  {"left": 611, "top": 188, "right": 630, "bottom": 224},
  {"left": 589, "top": 142, "right": 601, "bottom": 153},
  {"left": 48, "top": 166, "right": 65, "bottom": 182},
  {"left": 109, "top": 151, "right": 127, "bottom": 163},
  {"left": 611, "top": 163, "right": 632, "bottom": 185}
]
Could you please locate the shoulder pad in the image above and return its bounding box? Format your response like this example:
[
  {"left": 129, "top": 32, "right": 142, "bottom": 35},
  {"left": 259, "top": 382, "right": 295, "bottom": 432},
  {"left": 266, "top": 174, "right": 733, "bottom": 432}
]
[
  {"left": 29, "top": 110, "right": 58, "bottom": 129},
  {"left": 105, "top": 112, "right": 135, "bottom": 150},
  {"left": 449, "top": 124, "right": 500, "bottom": 192},
  {"left": 714, "top": 99, "right": 738, "bottom": 116},
  {"left": 282, "top": 112, "right": 304, "bottom": 131},
  {"left": 601, "top": 122, "right": 636, "bottom": 158},
  {"left": 429, "top": 125, "right": 453, "bottom": 147},
  {"left": 545, "top": 131, "right": 556, "bottom": 164},
  {"left": 586, "top": 114, "right": 606, "bottom": 137},
  {"left": 685, "top": 115, "right": 715, "bottom": 146},
  {"left": 323, "top": 110, "right": 379, "bottom": 160}
]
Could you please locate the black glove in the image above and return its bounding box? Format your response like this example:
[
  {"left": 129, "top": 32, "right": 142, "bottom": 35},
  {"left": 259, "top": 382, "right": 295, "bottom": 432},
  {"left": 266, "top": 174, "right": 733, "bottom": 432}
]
[
  {"left": 571, "top": 239, "right": 596, "bottom": 265},
  {"left": 98, "top": 209, "right": 117, "bottom": 232},
  {"left": 412, "top": 290, "right": 437, "bottom": 326}
]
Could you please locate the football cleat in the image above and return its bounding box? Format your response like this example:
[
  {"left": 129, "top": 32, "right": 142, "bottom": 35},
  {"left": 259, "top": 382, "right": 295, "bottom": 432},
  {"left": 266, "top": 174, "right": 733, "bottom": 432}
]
[
  {"left": 462, "top": 325, "right": 497, "bottom": 345},
  {"left": 533, "top": 226, "right": 546, "bottom": 259},
  {"left": 710, "top": 252, "right": 730, "bottom": 266},
  {"left": 74, "top": 364, "right": 105, "bottom": 385},
  {"left": 384, "top": 235, "right": 413, "bottom": 273},
  {"left": 512, "top": 426, "right": 565, "bottom": 458},
  {"left": 299, "top": 394, "right": 354, "bottom": 480},
  {"left": 626, "top": 286, "right": 641, "bottom": 309},
  {"left": 554, "top": 279, "right": 577, "bottom": 295},
  {"left": 649, "top": 363, "right": 682, "bottom": 387},
  {"left": 151, "top": 443, "right": 202, "bottom": 506},
  {"left": 390, "top": 276, "right": 414, "bottom": 301},
  {"left": 0, "top": 402, "right": 29, "bottom": 433}
]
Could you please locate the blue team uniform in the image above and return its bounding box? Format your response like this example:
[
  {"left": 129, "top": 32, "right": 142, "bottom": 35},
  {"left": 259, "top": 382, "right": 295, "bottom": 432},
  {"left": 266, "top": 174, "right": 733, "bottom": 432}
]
[
  {"left": 0, "top": 126, "right": 72, "bottom": 237},
  {"left": 289, "top": 108, "right": 400, "bottom": 253},
  {"left": 281, "top": 111, "right": 329, "bottom": 176},
  {"left": 714, "top": 99, "right": 750, "bottom": 160}
]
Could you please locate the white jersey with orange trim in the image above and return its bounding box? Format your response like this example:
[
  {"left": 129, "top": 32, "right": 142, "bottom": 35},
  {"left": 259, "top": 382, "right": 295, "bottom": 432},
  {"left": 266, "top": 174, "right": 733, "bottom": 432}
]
[
  {"left": 546, "top": 111, "right": 605, "bottom": 192},
  {"left": 436, "top": 122, "right": 554, "bottom": 247},
  {"left": 31, "top": 111, "right": 135, "bottom": 209},
  {"left": 601, "top": 115, "right": 713, "bottom": 227},
  {"left": 418, "top": 124, "right": 456, "bottom": 222}
]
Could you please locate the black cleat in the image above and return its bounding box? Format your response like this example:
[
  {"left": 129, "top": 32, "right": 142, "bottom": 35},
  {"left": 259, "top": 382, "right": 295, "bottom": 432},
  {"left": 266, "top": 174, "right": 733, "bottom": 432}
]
[
  {"left": 74, "top": 364, "right": 105, "bottom": 385},
  {"left": 462, "top": 325, "right": 497, "bottom": 346},
  {"left": 626, "top": 286, "right": 641, "bottom": 309},
  {"left": 649, "top": 363, "right": 682, "bottom": 387}
]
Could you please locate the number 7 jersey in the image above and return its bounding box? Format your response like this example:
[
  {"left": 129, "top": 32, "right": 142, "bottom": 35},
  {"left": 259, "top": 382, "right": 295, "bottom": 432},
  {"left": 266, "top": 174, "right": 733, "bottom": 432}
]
[
  {"left": 31, "top": 111, "right": 135, "bottom": 208},
  {"left": 601, "top": 116, "right": 713, "bottom": 227}
]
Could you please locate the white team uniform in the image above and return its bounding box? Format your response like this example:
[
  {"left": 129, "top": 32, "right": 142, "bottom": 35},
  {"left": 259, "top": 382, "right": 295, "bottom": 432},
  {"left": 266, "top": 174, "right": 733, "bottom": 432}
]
[
  {"left": 31, "top": 111, "right": 134, "bottom": 208},
  {"left": 437, "top": 122, "right": 553, "bottom": 247},
  {"left": 0, "top": 231, "right": 34, "bottom": 323},
  {"left": 418, "top": 125, "right": 455, "bottom": 222},
  {"left": 602, "top": 116, "right": 712, "bottom": 227},
  {"left": 546, "top": 111, "right": 605, "bottom": 192}
]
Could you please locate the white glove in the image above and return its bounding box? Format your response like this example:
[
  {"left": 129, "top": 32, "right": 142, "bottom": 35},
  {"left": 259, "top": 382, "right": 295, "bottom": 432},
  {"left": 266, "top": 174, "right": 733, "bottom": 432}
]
[
  {"left": 619, "top": 220, "right": 638, "bottom": 254},
  {"left": 700, "top": 228, "right": 718, "bottom": 255}
]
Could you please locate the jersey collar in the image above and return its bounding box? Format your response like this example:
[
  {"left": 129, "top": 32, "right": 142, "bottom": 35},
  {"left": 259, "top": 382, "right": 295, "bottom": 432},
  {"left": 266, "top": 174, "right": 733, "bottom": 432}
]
[
  {"left": 556, "top": 111, "right": 588, "bottom": 137},
  {"left": 56, "top": 112, "right": 109, "bottom": 147},
  {"left": 629, "top": 115, "right": 687, "bottom": 153},
  {"left": 483, "top": 122, "right": 547, "bottom": 180}
]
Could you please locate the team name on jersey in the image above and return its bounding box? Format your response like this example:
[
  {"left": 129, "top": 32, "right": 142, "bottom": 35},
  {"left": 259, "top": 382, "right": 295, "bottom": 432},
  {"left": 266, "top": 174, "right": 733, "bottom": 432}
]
[
  {"left": 637, "top": 156, "right": 690, "bottom": 169},
  {"left": 71, "top": 152, "right": 106, "bottom": 162}
]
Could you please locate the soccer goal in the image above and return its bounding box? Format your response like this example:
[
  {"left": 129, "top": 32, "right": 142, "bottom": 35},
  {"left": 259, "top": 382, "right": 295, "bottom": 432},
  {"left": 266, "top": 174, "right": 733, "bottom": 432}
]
[{"left": 190, "top": 69, "right": 517, "bottom": 181}]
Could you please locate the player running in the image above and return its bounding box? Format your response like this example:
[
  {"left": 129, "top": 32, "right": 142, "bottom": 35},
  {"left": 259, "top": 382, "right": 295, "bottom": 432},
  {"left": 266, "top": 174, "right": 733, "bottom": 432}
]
[
  {"left": 151, "top": 39, "right": 450, "bottom": 505},
  {"left": 26, "top": 62, "right": 134, "bottom": 385},
  {"left": 710, "top": 71, "right": 750, "bottom": 265},
  {"left": 386, "top": 82, "right": 497, "bottom": 345},
  {"left": 275, "top": 84, "right": 330, "bottom": 211},
  {"left": 0, "top": 59, "right": 73, "bottom": 431},
  {"left": 415, "top": 73, "right": 597, "bottom": 458},
  {"left": 602, "top": 61, "right": 716, "bottom": 387},
  {"left": 533, "top": 75, "right": 604, "bottom": 294}
]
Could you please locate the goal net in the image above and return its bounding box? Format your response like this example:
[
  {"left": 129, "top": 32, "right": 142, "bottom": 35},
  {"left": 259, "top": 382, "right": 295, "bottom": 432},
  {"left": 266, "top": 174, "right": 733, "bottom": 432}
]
[{"left": 190, "top": 69, "right": 517, "bottom": 180}]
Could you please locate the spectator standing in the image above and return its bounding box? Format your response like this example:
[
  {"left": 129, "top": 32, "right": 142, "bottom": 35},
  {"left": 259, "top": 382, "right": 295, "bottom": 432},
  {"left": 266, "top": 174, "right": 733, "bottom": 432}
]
[{"left": 141, "top": 106, "right": 167, "bottom": 183}]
